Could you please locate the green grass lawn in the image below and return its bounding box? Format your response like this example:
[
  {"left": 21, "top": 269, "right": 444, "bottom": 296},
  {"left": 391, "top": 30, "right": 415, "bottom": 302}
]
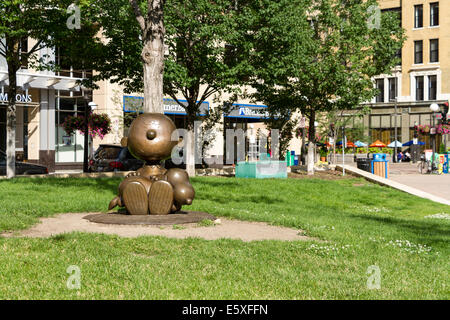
[{"left": 0, "top": 176, "right": 448, "bottom": 299}]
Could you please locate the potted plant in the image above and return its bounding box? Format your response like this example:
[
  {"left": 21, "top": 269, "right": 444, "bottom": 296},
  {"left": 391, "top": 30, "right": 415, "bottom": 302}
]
[{"left": 319, "top": 147, "right": 328, "bottom": 162}]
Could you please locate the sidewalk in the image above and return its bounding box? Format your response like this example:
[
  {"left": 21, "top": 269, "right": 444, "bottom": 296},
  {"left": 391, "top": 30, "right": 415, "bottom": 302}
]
[{"left": 336, "top": 164, "right": 450, "bottom": 206}]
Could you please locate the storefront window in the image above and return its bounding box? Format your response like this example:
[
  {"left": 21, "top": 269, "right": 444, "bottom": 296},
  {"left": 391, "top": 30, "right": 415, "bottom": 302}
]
[
  {"left": 55, "top": 96, "right": 88, "bottom": 163},
  {"left": 0, "top": 107, "right": 5, "bottom": 152},
  {"left": 409, "top": 113, "right": 441, "bottom": 150},
  {"left": 0, "top": 105, "right": 32, "bottom": 160},
  {"left": 369, "top": 114, "right": 402, "bottom": 145}
]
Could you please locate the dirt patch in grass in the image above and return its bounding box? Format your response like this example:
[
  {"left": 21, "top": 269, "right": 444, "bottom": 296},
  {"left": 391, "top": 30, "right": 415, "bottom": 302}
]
[
  {"left": 288, "top": 170, "right": 352, "bottom": 180},
  {"left": 1, "top": 213, "right": 312, "bottom": 242}
]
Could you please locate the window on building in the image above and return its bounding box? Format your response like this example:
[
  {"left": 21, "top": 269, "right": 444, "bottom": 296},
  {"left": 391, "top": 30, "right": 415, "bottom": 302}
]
[
  {"left": 395, "top": 49, "right": 402, "bottom": 66},
  {"left": 409, "top": 113, "right": 441, "bottom": 150},
  {"left": 430, "top": 2, "right": 439, "bottom": 26},
  {"left": 430, "top": 39, "right": 439, "bottom": 63},
  {"left": 19, "top": 38, "right": 28, "bottom": 69},
  {"left": 414, "top": 40, "right": 423, "bottom": 64},
  {"left": 376, "top": 79, "right": 384, "bottom": 103},
  {"left": 381, "top": 7, "right": 402, "bottom": 27},
  {"left": 55, "top": 45, "right": 92, "bottom": 79},
  {"left": 414, "top": 5, "right": 423, "bottom": 28},
  {"left": 370, "top": 114, "right": 402, "bottom": 145},
  {"left": 388, "top": 78, "right": 397, "bottom": 101},
  {"left": 416, "top": 76, "right": 424, "bottom": 101},
  {"left": 428, "top": 75, "right": 437, "bottom": 100},
  {"left": 224, "top": 44, "right": 238, "bottom": 67}
]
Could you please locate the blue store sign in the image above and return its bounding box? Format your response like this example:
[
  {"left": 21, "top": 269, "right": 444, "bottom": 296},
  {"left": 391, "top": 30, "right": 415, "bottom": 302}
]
[
  {"left": 225, "top": 103, "right": 269, "bottom": 119},
  {"left": 123, "top": 95, "right": 209, "bottom": 116}
]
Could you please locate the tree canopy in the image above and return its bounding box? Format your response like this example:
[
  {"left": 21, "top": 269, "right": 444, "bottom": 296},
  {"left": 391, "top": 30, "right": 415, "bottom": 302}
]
[
  {"left": 246, "top": 0, "right": 405, "bottom": 172},
  {"left": 91, "top": 0, "right": 251, "bottom": 128}
]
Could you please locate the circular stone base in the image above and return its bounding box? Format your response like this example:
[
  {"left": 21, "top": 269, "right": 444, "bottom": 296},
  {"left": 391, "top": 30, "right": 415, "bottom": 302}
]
[{"left": 83, "top": 211, "right": 216, "bottom": 226}]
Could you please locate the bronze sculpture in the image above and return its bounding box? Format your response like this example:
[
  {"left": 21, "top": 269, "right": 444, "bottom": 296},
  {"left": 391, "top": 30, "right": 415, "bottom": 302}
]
[{"left": 108, "top": 113, "right": 195, "bottom": 215}]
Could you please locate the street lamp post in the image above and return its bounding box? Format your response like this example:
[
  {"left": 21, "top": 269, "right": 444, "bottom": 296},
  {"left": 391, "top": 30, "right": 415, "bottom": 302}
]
[
  {"left": 390, "top": 97, "right": 398, "bottom": 163},
  {"left": 413, "top": 121, "right": 418, "bottom": 163},
  {"left": 428, "top": 102, "right": 450, "bottom": 172},
  {"left": 83, "top": 100, "right": 97, "bottom": 173},
  {"left": 430, "top": 103, "right": 441, "bottom": 174},
  {"left": 314, "top": 121, "right": 318, "bottom": 163},
  {"left": 341, "top": 126, "right": 346, "bottom": 176}
]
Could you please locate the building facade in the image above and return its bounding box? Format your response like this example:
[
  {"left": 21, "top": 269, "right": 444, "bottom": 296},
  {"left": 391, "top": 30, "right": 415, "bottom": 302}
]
[
  {"left": 0, "top": 39, "right": 92, "bottom": 172},
  {"left": 92, "top": 80, "right": 301, "bottom": 167},
  {"left": 361, "top": 0, "right": 449, "bottom": 150}
]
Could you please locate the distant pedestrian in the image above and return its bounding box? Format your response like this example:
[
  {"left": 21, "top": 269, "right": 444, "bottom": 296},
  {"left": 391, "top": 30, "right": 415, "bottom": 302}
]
[
  {"left": 404, "top": 151, "right": 411, "bottom": 162},
  {"left": 397, "top": 151, "right": 403, "bottom": 163}
]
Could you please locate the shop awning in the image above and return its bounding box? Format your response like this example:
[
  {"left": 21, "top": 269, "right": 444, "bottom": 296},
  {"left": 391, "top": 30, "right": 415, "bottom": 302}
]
[
  {"left": 369, "top": 140, "right": 387, "bottom": 147},
  {"left": 0, "top": 70, "right": 84, "bottom": 91}
]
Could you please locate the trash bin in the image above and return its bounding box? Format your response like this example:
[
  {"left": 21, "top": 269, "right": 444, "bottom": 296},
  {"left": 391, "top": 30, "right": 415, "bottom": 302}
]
[
  {"left": 371, "top": 153, "right": 389, "bottom": 178},
  {"left": 356, "top": 158, "right": 371, "bottom": 172},
  {"left": 444, "top": 154, "right": 449, "bottom": 174},
  {"left": 372, "top": 153, "right": 387, "bottom": 161}
]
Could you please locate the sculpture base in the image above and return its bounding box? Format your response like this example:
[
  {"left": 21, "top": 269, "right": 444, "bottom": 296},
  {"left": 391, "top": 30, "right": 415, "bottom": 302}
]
[{"left": 83, "top": 211, "right": 216, "bottom": 226}]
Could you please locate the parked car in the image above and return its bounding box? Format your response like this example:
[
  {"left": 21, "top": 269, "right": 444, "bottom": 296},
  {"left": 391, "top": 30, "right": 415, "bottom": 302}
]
[
  {"left": 0, "top": 150, "right": 48, "bottom": 176},
  {"left": 89, "top": 144, "right": 144, "bottom": 172}
]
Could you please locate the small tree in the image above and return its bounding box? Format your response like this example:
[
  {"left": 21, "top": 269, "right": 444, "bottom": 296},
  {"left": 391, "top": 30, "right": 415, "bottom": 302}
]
[{"left": 0, "top": 0, "right": 98, "bottom": 177}]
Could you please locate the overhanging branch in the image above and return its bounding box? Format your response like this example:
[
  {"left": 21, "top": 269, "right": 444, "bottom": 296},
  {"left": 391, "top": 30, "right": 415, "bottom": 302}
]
[{"left": 129, "top": 0, "right": 146, "bottom": 31}]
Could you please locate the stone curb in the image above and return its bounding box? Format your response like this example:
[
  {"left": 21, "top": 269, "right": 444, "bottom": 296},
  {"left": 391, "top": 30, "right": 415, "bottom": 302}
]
[
  {"left": 335, "top": 164, "right": 450, "bottom": 206},
  {"left": 0, "top": 167, "right": 236, "bottom": 180},
  {"left": 0, "top": 171, "right": 133, "bottom": 180}
]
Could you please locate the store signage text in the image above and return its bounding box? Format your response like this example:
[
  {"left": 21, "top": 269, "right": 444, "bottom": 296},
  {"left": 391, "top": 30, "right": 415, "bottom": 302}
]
[
  {"left": 226, "top": 104, "right": 275, "bottom": 119},
  {"left": 0, "top": 93, "right": 33, "bottom": 103},
  {"left": 123, "top": 95, "right": 209, "bottom": 115},
  {"left": 164, "top": 103, "right": 186, "bottom": 113},
  {"left": 238, "top": 107, "right": 269, "bottom": 118}
]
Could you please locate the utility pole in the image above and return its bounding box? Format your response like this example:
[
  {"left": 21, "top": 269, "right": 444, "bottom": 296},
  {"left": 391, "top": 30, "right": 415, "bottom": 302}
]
[
  {"left": 342, "top": 126, "right": 345, "bottom": 176},
  {"left": 431, "top": 113, "right": 436, "bottom": 173},
  {"left": 390, "top": 85, "right": 398, "bottom": 163},
  {"left": 394, "top": 98, "right": 398, "bottom": 163},
  {"left": 83, "top": 97, "right": 90, "bottom": 173}
]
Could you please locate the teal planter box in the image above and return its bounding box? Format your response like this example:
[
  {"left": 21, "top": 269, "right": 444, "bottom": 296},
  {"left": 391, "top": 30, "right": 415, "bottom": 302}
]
[{"left": 235, "top": 161, "right": 287, "bottom": 178}]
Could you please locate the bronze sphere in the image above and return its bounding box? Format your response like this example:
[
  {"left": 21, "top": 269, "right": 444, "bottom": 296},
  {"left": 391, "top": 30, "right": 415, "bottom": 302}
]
[{"left": 127, "top": 113, "right": 178, "bottom": 162}]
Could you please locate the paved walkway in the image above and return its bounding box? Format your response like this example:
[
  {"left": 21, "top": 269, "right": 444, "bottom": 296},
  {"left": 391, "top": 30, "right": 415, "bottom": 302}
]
[
  {"left": 335, "top": 164, "right": 450, "bottom": 206},
  {"left": 389, "top": 163, "right": 450, "bottom": 202}
]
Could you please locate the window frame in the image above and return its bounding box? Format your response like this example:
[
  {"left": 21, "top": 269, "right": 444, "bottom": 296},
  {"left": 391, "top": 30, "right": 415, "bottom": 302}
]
[
  {"left": 415, "top": 76, "right": 424, "bottom": 101},
  {"left": 388, "top": 78, "right": 397, "bottom": 101},
  {"left": 375, "top": 79, "right": 385, "bottom": 103},
  {"left": 414, "top": 40, "right": 423, "bottom": 64},
  {"left": 429, "top": 39, "right": 439, "bottom": 63},
  {"left": 414, "top": 4, "right": 423, "bottom": 28},
  {"left": 428, "top": 75, "right": 437, "bottom": 100},
  {"left": 430, "top": 2, "right": 439, "bottom": 27}
]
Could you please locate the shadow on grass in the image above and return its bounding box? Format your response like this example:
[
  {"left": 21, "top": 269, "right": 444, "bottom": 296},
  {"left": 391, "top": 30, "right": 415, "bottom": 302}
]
[
  {"left": 196, "top": 192, "right": 278, "bottom": 205},
  {"left": 350, "top": 213, "right": 450, "bottom": 246},
  {"left": 0, "top": 177, "right": 121, "bottom": 194}
]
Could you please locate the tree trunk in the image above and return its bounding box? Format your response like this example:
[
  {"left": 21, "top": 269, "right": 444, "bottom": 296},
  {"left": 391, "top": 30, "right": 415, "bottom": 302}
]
[
  {"left": 141, "top": 0, "right": 165, "bottom": 114},
  {"left": 185, "top": 115, "right": 196, "bottom": 177},
  {"left": 185, "top": 130, "right": 195, "bottom": 177},
  {"left": 6, "top": 98, "right": 16, "bottom": 179},
  {"left": 307, "top": 111, "right": 316, "bottom": 175},
  {"left": 6, "top": 45, "right": 18, "bottom": 179},
  {"left": 301, "top": 128, "right": 306, "bottom": 165}
]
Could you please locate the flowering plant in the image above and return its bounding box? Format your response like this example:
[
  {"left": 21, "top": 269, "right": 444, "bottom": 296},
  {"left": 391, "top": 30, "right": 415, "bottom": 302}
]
[
  {"left": 62, "top": 113, "right": 111, "bottom": 139},
  {"left": 435, "top": 124, "right": 450, "bottom": 135},
  {"left": 416, "top": 124, "right": 450, "bottom": 135}
]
